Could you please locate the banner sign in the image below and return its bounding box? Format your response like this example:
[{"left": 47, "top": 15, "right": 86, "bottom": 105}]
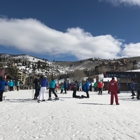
[{"left": 105, "top": 72, "right": 138, "bottom": 79}]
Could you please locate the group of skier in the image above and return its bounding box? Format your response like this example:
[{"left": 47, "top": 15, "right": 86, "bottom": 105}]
[
  {"left": 32, "top": 75, "right": 122, "bottom": 105},
  {"left": 0, "top": 79, "right": 20, "bottom": 92},
  {"left": 33, "top": 75, "right": 98, "bottom": 102},
  {"left": 72, "top": 79, "right": 90, "bottom": 98},
  {"left": 33, "top": 75, "right": 59, "bottom": 103},
  {"left": 0, "top": 74, "right": 138, "bottom": 105},
  {"left": 0, "top": 76, "right": 21, "bottom": 101}
]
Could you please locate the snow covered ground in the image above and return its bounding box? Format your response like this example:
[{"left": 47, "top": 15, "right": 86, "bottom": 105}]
[{"left": 0, "top": 90, "right": 140, "bottom": 140}]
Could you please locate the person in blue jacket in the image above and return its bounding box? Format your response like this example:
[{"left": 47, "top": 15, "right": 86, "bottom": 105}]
[
  {"left": 130, "top": 81, "right": 135, "bottom": 98},
  {"left": 48, "top": 77, "right": 59, "bottom": 100},
  {"left": 83, "top": 79, "right": 90, "bottom": 98},
  {"left": 64, "top": 79, "right": 68, "bottom": 94},
  {"left": 118, "top": 83, "right": 121, "bottom": 94},
  {"left": 0, "top": 76, "right": 8, "bottom": 101},
  {"left": 37, "top": 75, "right": 48, "bottom": 103},
  {"left": 5, "top": 80, "right": 9, "bottom": 92}
]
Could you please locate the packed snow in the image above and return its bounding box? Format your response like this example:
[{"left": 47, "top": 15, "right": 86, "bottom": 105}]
[{"left": 0, "top": 90, "right": 140, "bottom": 140}]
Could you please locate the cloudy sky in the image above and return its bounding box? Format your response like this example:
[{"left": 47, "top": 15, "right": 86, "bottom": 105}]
[{"left": 0, "top": 0, "right": 140, "bottom": 61}]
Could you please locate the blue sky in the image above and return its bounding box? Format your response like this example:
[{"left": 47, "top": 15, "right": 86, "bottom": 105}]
[{"left": 0, "top": 0, "right": 140, "bottom": 61}]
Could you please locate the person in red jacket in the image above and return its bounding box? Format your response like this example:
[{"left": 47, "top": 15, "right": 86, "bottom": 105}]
[
  {"left": 98, "top": 81, "right": 103, "bottom": 95},
  {"left": 108, "top": 77, "right": 119, "bottom": 105}
]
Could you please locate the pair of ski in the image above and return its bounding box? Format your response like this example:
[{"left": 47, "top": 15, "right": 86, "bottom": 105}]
[
  {"left": 48, "top": 98, "right": 59, "bottom": 101},
  {"left": 38, "top": 98, "right": 63, "bottom": 103},
  {"left": 48, "top": 98, "right": 64, "bottom": 101}
]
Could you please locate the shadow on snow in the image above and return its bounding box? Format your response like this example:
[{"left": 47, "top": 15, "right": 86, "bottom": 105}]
[{"left": 78, "top": 103, "right": 109, "bottom": 105}]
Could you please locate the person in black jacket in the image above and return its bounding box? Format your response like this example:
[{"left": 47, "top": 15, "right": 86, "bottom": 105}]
[
  {"left": 33, "top": 75, "right": 40, "bottom": 100},
  {"left": 72, "top": 81, "right": 81, "bottom": 98}
]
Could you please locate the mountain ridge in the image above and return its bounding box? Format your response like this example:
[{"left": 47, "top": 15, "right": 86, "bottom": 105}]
[{"left": 1, "top": 53, "right": 140, "bottom": 80}]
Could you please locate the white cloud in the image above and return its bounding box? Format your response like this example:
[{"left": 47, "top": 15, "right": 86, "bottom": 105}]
[
  {"left": 0, "top": 18, "right": 122, "bottom": 60},
  {"left": 3, "top": 18, "right": 140, "bottom": 60},
  {"left": 99, "top": 0, "right": 140, "bottom": 6},
  {"left": 121, "top": 43, "right": 140, "bottom": 57}
]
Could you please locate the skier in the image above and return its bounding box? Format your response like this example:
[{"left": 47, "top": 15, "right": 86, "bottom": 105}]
[
  {"left": 16, "top": 80, "right": 20, "bottom": 91},
  {"left": 5, "top": 80, "right": 9, "bottom": 92},
  {"left": 33, "top": 75, "right": 40, "bottom": 100},
  {"left": 64, "top": 80, "right": 68, "bottom": 94},
  {"left": 9, "top": 79, "right": 14, "bottom": 91},
  {"left": 0, "top": 76, "right": 8, "bottom": 102},
  {"left": 108, "top": 77, "right": 119, "bottom": 105},
  {"left": 79, "top": 82, "right": 82, "bottom": 91},
  {"left": 48, "top": 78, "right": 59, "bottom": 100},
  {"left": 37, "top": 75, "right": 48, "bottom": 103},
  {"left": 118, "top": 83, "right": 121, "bottom": 94},
  {"left": 60, "top": 82, "right": 64, "bottom": 93},
  {"left": 98, "top": 81, "right": 103, "bottom": 95},
  {"left": 83, "top": 79, "right": 90, "bottom": 98},
  {"left": 94, "top": 82, "right": 98, "bottom": 92},
  {"left": 130, "top": 81, "right": 135, "bottom": 99}
]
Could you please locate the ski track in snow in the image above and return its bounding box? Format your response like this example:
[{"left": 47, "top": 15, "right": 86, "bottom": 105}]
[{"left": 0, "top": 90, "right": 140, "bottom": 140}]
